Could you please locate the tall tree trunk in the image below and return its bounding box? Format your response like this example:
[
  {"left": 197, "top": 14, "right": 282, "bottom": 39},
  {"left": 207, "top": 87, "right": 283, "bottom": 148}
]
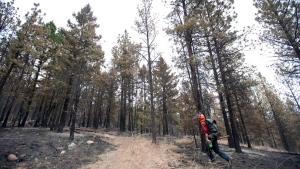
[
  {"left": 69, "top": 106, "right": 76, "bottom": 140},
  {"left": 0, "top": 96, "right": 11, "bottom": 123},
  {"left": 106, "top": 86, "right": 113, "bottom": 128},
  {"left": 86, "top": 86, "right": 94, "bottom": 128},
  {"left": 50, "top": 103, "right": 62, "bottom": 131},
  {"left": 181, "top": 0, "right": 201, "bottom": 112},
  {"left": 226, "top": 93, "right": 241, "bottom": 152},
  {"left": 0, "top": 63, "right": 15, "bottom": 94},
  {"left": 262, "top": 84, "right": 290, "bottom": 152},
  {"left": 213, "top": 37, "right": 242, "bottom": 152},
  {"left": 148, "top": 40, "right": 156, "bottom": 143},
  {"left": 81, "top": 111, "right": 86, "bottom": 127},
  {"left": 120, "top": 78, "right": 126, "bottom": 131},
  {"left": 57, "top": 75, "right": 73, "bottom": 133},
  {"left": 258, "top": 100, "right": 278, "bottom": 149},
  {"left": 285, "top": 78, "right": 300, "bottom": 111},
  {"left": 181, "top": 0, "right": 204, "bottom": 149},
  {"left": 206, "top": 35, "right": 234, "bottom": 148},
  {"left": 162, "top": 87, "right": 168, "bottom": 135},
  {"left": 70, "top": 80, "right": 81, "bottom": 140},
  {"left": 42, "top": 91, "right": 56, "bottom": 127},
  {"left": 93, "top": 90, "right": 101, "bottom": 129},
  {"left": 34, "top": 96, "right": 45, "bottom": 127},
  {"left": 128, "top": 83, "right": 133, "bottom": 131},
  {"left": 1, "top": 96, "right": 16, "bottom": 128},
  {"left": 15, "top": 100, "right": 25, "bottom": 127},
  {"left": 233, "top": 91, "right": 252, "bottom": 148},
  {"left": 20, "top": 61, "right": 43, "bottom": 127}
]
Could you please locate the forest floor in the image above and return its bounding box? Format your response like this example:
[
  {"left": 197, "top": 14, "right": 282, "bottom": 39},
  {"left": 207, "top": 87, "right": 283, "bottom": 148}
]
[{"left": 0, "top": 127, "right": 300, "bottom": 169}]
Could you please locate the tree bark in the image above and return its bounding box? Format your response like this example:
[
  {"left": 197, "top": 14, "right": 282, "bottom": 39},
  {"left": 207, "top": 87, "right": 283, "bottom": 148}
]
[
  {"left": 57, "top": 75, "right": 73, "bottom": 133},
  {"left": 262, "top": 83, "right": 290, "bottom": 152},
  {"left": 162, "top": 87, "right": 168, "bottom": 135},
  {"left": 233, "top": 91, "right": 252, "bottom": 148},
  {"left": 119, "top": 77, "right": 127, "bottom": 131},
  {"left": 86, "top": 86, "right": 94, "bottom": 128},
  {"left": 70, "top": 80, "right": 81, "bottom": 140},
  {"left": 205, "top": 35, "right": 235, "bottom": 148},
  {"left": 181, "top": 0, "right": 202, "bottom": 112},
  {"left": 0, "top": 96, "right": 10, "bottom": 123},
  {"left": 214, "top": 37, "right": 242, "bottom": 153},
  {"left": 20, "top": 61, "right": 43, "bottom": 127},
  {"left": 0, "top": 63, "right": 15, "bottom": 94}
]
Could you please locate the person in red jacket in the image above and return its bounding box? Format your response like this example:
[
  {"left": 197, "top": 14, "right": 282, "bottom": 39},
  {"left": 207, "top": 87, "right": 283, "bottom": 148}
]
[{"left": 197, "top": 114, "right": 232, "bottom": 165}]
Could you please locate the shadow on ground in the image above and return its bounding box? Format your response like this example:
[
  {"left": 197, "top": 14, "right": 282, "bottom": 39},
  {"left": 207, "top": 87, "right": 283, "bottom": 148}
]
[{"left": 0, "top": 127, "right": 116, "bottom": 169}]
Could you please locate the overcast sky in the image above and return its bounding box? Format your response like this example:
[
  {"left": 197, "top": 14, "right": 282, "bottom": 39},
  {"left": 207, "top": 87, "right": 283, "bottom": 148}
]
[{"left": 12, "top": 0, "right": 275, "bottom": 83}]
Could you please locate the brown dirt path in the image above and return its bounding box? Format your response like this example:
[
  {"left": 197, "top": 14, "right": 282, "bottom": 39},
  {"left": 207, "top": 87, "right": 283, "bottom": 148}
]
[
  {"left": 1, "top": 127, "right": 300, "bottom": 169},
  {"left": 80, "top": 135, "right": 185, "bottom": 169}
]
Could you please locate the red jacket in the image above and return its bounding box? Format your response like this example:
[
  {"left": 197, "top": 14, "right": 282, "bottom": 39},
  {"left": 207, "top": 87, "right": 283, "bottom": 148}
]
[{"left": 200, "top": 120, "right": 210, "bottom": 134}]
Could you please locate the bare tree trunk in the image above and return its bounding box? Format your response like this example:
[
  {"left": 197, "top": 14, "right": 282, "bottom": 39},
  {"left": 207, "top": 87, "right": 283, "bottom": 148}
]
[
  {"left": 106, "top": 82, "right": 113, "bottom": 128},
  {"left": 205, "top": 35, "right": 234, "bottom": 148},
  {"left": 57, "top": 75, "right": 73, "bottom": 133},
  {"left": 42, "top": 91, "right": 56, "bottom": 128},
  {"left": 120, "top": 78, "right": 126, "bottom": 132},
  {"left": 34, "top": 96, "right": 45, "bottom": 127},
  {"left": 262, "top": 83, "right": 290, "bottom": 152},
  {"left": 128, "top": 82, "right": 134, "bottom": 131},
  {"left": 148, "top": 40, "right": 156, "bottom": 143},
  {"left": 2, "top": 96, "right": 16, "bottom": 128},
  {"left": 285, "top": 78, "right": 300, "bottom": 111},
  {"left": 86, "top": 86, "right": 94, "bottom": 128},
  {"left": 233, "top": 91, "right": 252, "bottom": 148},
  {"left": 181, "top": 0, "right": 201, "bottom": 112},
  {"left": 162, "top": 87, "right": 168, "bottom": 135},
  {"left": 0, "top": 63, "right": 15, "bottom": 94},
  {"left": 20, "top": 61, "right": 43, "bottom": 127},
  {"left": 0, "top": 96, "right": 10, "bottom": 123},
  {"left": 70, "top": 81, "right": 81, "bottom": 140},
  {"left": 93, "top": 90, "right": 101, "bottom": 129}
]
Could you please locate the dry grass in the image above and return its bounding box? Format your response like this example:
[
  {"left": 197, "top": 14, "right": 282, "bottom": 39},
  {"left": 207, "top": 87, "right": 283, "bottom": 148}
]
[
  {"left": 174, "top": 136, "right": 194, "bottom": 145},
  {"left": 218, "top": 137, "right": 286, "bottom": 153},
  {"left": 247, "top": 144, "right": 286, "bottom": 153}
]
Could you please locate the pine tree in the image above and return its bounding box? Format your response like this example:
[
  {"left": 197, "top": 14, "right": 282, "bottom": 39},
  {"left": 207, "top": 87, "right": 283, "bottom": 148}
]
[
  {"left": 112, "top": 30, "right": 140, "bottom": 132},
  {"left": 258, "top": 74, "right": 290, "bottom": 151},
  {"left": 254, "top": 0, "right": 300, "bottom": 78},
  {"left": 57, "top": 4, "right": 104, "bottom": 139},
  {"left": 135, "top": 0, "right": 158, "bottom": 143},
  {"left": 166, "top": 0, "right": 207, "bottom": 150},
  {"left": 136, "top": 64, "right": 150, "bottom": 134},
  {"left": 153, "top": 57, "right": 178, "bottom": 135}
]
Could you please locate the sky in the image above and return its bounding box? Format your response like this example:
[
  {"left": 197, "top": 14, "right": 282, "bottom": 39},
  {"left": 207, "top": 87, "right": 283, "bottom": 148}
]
[{"left": 12, "top": 0, "right": 275, "bottom": 83}]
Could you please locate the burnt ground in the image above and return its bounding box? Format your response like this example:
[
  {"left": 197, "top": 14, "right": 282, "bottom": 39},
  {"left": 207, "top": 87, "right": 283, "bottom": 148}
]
[
  {"left": 0, "top": 127, "right": 116, "bottom": 169},
  {"left": 0, "top": 127, "right": 300, "bottom": 169},
  {"left": 174, "top": 139, "right": 300, "bottom": 169}
]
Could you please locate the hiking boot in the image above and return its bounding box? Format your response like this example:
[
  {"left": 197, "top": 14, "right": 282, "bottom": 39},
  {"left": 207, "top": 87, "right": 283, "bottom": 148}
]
[{"left": 208, "top": 158, "right": 215, "bottom": 163}]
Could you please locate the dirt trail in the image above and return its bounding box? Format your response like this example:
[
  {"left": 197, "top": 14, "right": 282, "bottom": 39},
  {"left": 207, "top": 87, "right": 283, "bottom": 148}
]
[
  {"left": 0, "top": 127, "right": 300, "bottom": 169},
  {"left": 80, "top": 136, "right": 184, "bottom": 169}
]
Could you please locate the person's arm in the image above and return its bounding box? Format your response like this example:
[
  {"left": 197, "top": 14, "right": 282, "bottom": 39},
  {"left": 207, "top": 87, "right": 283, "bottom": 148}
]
[
  {"left": 205, "top": 133, "right": 210, "bottom": 143},
  {"left": 200, "top": 121, "right": 210, "bottom": 143}
]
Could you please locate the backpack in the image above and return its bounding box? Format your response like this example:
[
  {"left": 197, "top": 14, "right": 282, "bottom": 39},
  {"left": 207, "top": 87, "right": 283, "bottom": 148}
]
[{"left": 205, "top": 119, "right": 220, "bottom": 138}]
